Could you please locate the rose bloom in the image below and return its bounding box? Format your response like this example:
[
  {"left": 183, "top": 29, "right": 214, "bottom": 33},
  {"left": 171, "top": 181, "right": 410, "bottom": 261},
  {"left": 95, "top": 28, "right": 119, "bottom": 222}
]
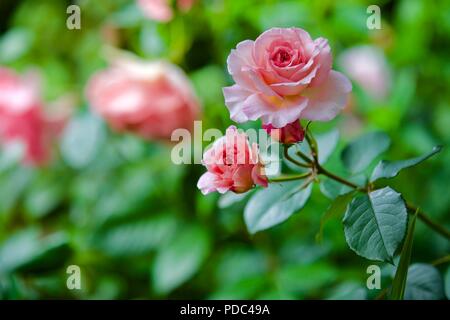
[
  {"left": 223, "top": 27, "right": 352, "bottom": 128},
  {"left": 338, "top": 45, "right": 391, "bottom": 100},
  {"left": 197, "top": 126, "right": 268, "bottom": 195},
  {"left": 86, "top": 53, "right": 200, "bottom": 141},
  {"left": 0, "top": 68, "right": 61, "bottom": 166},
  {"left": 137, "top": 0, "right": 195, "bottom": 22},
  {"left": 262, "top": 120, "right": 304, "bottom": 145}
]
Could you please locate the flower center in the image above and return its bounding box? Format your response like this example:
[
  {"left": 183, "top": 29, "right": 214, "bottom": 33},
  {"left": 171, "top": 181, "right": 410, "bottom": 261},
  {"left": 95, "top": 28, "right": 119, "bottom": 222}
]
[{"left": 271, "top": 47, "right": 293, "bottom": 67}]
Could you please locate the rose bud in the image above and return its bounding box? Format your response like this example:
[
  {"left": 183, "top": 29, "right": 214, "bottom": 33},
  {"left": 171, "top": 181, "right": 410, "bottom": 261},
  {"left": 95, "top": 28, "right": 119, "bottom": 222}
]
[{"left": 262, "top": 120, "right": 305, "bottom": 145}]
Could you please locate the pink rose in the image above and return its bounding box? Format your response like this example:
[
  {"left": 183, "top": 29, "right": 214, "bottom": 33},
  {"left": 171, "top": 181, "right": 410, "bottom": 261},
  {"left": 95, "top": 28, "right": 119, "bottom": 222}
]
[
  {"left": 262, "top": 120, "right": 304, "bottom": 145},
  {"left": 197, "top": 126, "right": 268, "bottom": 195},
  {"left": 338, "top": 45, "right": 391, "bottom": 100},
  {"left": 0, "top": 68, "right": 57, "bottom": 166},
  {"left": 137, "top": 0, "right": 195, "bottom": 22},
  {"left": 223, "top": 27, "right": 352, "bottom": 128},
  {"left": 86, "top": 53, "right": 200, "bottom": 141}
]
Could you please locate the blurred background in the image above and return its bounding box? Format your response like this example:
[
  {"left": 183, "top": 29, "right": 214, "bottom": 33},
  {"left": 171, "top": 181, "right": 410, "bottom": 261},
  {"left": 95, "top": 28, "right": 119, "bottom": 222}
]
[{"left": 0, "top": 0, "right": 449, "bottom": 299}]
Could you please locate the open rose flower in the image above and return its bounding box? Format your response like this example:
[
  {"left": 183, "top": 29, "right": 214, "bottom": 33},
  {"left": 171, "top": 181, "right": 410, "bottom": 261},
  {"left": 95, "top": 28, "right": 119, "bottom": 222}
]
[
  {"left": 197, "top": 126, "right": 268, "bottom": 195},
  {"left": 223, "top": 27, "right": 352, "bottom": 128},
  {"left": 262, "top": 120, "right": 304, "bottom": 145},
  {"left": 138, "top": 0, "right": 195, "bottom": 22},
  {"left": 86, "top": 52, "right": 200, "bottom": 141},
  {"left": 0, "top": 68, "right": 66, "bottom": 166}
]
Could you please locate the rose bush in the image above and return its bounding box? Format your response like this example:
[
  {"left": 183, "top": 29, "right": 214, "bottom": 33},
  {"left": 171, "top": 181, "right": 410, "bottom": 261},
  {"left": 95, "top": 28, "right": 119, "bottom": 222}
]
[{"left": 262, "top": 120, "right": 305, "bottom": 145}]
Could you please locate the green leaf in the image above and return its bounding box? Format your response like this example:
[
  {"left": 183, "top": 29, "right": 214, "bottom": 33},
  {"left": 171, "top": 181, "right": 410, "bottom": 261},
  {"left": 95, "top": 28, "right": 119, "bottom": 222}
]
[
  {"left": 92, "top": 215, "right": 177, "bottom": 257},
  {"left": 0, "top": 229, "right": 71, "bottom": 274},
  {"left": 110, "top": 3, "right": 144, "bottom": 27},
  {"left": 444, "top": 266, "right": 450, "bottom": 299},
  {"left": 276, "top": 263, "right": 338, "bottom": 296},
  {"left": 218, "top": 192, "right": 248, "bottom": 209},
  {"left": 391, "top": 209, "right": 418, "bottom": 300},
  {"left": 343, "top": 187, "right": 407, "bottom": 262},
  {"left": 316, "top": 129, "right": 340, "bottom": 164},
  {"left": 285, "top": 129, "right": 339, "bottom": 171},
  {"left": 341, "top": 132, "right": 390, "bottom": 173},
  {"left": 319, "top": 177, "right": 353, "bottom": 200},
  {"left": 209, "top": 277, "right": 267, "bottom": 300},
  {"left": 0, "top": 28, "right": 33, "bottom": 63},
  {"left": 0, "top": 166, "right": 33, "bottom": 216},
  {"left": 190, "top": 65, "right": 227, "bottom": 106},
  {"left": 215, "top": 248, "right": 268, "bottom": 287},
  {"left": 371, "top": 146, "right": 442, "bottom": 182},
  {"left": 24, "top": 172, "right": 65, "bottom": 219},
  {"left": 244, "top": 181, "right": 312, "bottom": 234},
  {"left": 151, "top": 225, "right": 211, "bottom": 295},
  {"left": 404, "top": 264, "right": 445, "bottom": 300},
  {"left": 316, "top": 191, "right": 357, "bottom": 242},
  {"left": 60, "top": 112, "right": 105, "bottom": 169},
  {"left": 0, "top": 142, "right": 25, "bottom": 172},
  {"left": 326, "top": 282, "right": 367, "bottom": 300},
  {"left": 92, "top": 162, "right": 157, "bottom": 224}
]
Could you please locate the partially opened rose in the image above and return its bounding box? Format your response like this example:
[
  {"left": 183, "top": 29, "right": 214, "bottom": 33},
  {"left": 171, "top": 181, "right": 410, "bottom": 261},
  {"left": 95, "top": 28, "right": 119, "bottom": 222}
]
[
  {"left": 86, "top": 53, "right": 200, "bottom": 141},
  {"left": 0, "top": 68, "right": 62, "bottom": 166},
  {"left": 223, "top": 27, "right": 352, "bottom": 128},
  {"left": 197, "top": 126, "right": 268, "bottom": 195}
]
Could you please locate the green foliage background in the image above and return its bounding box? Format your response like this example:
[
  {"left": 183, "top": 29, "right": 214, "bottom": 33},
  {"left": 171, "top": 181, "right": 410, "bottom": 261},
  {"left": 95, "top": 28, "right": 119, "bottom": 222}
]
[{"left": 0, "top": 0, "right": 449, "bottom": 299}]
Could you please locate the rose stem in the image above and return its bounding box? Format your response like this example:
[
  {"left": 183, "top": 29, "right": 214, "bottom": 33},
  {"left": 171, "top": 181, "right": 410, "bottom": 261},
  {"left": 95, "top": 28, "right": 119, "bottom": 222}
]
[{"left": 283, "top": 145, "right": 311, "bottom": 168}]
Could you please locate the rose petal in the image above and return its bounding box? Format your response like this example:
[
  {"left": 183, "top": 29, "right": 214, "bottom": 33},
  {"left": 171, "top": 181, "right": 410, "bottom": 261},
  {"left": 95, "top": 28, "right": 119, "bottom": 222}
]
[
  {"left": 241, "top": 94, "right": 308, "bottom": 128},
  {"left": 301, "top": 70, "right": 352, "bottom": 121},
  {"left": 223, "top": 85, "right": 252, "bottom": 123},
  {"left": 309, "top": 37, "right": 332, "bottom": 87}
]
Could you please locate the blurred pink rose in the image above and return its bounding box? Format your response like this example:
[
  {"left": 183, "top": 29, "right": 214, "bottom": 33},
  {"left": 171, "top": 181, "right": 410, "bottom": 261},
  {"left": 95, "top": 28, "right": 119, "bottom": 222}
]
[
  {"left": 262, "top": 120, "right": 304, "bottom": 145},
  {"left": 138, "top": 0, "right": 195, "bottom": 22},
  {"left": 0, "top": 68, "right": 57, "bottom": 166},
  {"left": 223, "top": 27, "right": 352, "bottom": 128},
  {"left": 197, "top": 126, "right": 268, "bottom": 195},
  {"left": 338, "top": 45, "right": 391, "bottom": 100},
  {"left": 86, "top": 54, "right": 200, "bottom": 141}
]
